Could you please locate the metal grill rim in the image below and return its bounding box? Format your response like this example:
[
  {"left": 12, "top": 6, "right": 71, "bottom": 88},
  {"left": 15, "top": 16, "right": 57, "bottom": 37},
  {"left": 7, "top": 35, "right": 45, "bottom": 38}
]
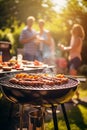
[{"left": 0, "top": 77, "right": 79, "bottom": 90}]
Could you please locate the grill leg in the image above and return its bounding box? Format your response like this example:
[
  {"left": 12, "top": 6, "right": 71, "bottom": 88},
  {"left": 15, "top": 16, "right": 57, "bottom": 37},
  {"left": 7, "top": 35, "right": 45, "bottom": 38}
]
[
  {"left": 19, "top": 104, "right": 24, "bottom": 130},
  {"left": 51, "top": 105, "right": 58, "bottom": 130},
  {"left": 61, "top": 104, "right": 71, "bottom": 130}
]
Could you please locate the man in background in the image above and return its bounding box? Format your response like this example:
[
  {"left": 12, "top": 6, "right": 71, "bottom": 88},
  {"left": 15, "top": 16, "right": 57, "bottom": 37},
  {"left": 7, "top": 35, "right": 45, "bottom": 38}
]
[{"left": 19, "top": 16, "right": 39, "bottom": 61}]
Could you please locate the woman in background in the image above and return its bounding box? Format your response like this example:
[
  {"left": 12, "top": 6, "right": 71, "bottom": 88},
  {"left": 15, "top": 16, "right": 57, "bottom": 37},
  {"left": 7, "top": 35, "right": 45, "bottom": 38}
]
[
  {"left": 58, "top": 24, "right": 85, "bottom": 99},
  {"left": 58, "top": 24, "right": 85, "bottom": 75}
]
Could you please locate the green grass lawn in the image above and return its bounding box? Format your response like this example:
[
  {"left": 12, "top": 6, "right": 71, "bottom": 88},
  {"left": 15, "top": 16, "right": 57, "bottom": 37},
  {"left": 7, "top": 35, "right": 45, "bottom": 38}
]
[
  {"left": 45, "top": 81, "right": 87, "bottom": 130},
  {"left": 45, "top": 102, "right": 87, "bottom": 130},
  {"left": 0, "top": 81, "right": 87, "bottom": 130}
]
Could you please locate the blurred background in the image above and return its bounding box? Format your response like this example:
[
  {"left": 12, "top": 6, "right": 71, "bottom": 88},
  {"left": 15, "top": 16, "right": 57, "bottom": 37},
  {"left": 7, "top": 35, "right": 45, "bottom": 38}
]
[{"left": 0, "top": 0, "right": 87, "bottom": 65}]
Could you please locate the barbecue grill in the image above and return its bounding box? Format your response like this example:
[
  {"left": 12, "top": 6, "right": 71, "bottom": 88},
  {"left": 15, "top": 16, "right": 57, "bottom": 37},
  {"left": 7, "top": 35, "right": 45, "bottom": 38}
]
[
  {"left": 0, "top": 74, "right": 79, "bottom": 130},
  {"left": 0, "top": 75, "right": 78, "bottom": 104}
]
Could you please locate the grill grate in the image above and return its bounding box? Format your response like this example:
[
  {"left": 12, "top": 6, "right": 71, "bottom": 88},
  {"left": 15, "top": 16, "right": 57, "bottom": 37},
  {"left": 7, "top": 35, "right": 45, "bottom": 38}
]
[{"left": 0, "top": 76, "right": 79, "bottom": 90}]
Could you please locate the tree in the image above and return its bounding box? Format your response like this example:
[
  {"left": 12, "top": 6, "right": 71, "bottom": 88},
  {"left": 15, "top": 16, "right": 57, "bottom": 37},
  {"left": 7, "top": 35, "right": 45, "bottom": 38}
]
[
  {"left": 0, "top": 0, "right": 56, "bottom": 29},
  {"left": 60, "top": 0, "right": 87, "bottom": 33},
  {"left": 56, "top": 0, "right": 87, "bottom": 63},
  {"left": 0, "top": 0, "right": 17, "bottom": 29}
]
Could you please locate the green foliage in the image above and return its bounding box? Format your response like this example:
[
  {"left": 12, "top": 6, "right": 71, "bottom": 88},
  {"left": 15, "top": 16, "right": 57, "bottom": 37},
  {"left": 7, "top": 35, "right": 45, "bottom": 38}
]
[
  {"left": 0, "top": 0, "right": 55, "bottom": 29},
  {"left": 10, "top": 21, "right": 25, "bottom": 56},
  {"left": 0, "top": 0, "right": 17, "bottom": 29},
  {"left": 0, "top": 20, "right": 25, "bottom": 56},
  {"left": 0, "top": 29, "right": 11, "bottom": 42}
]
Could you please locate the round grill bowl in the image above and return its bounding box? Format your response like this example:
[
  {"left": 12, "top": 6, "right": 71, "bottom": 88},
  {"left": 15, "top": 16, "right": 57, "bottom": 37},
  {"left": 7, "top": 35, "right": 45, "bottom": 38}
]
[{"left": 0, "top": 76, "right": 79, "bottom": 105}]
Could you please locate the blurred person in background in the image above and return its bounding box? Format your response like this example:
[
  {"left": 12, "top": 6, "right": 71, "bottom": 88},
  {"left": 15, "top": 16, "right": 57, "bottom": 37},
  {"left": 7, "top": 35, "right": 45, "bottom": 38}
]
[
  {"left": 19, "top": 16, "right": 40, "bottom": 61},
  {"left": 58, "top": 23, "right": 85, "bottom": 99},
  {"left": 36, "top": 19, "right": 55, "bottom": 65},
  {"left": 58, "top": 24, "right": 85, "bottom": 76}
]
